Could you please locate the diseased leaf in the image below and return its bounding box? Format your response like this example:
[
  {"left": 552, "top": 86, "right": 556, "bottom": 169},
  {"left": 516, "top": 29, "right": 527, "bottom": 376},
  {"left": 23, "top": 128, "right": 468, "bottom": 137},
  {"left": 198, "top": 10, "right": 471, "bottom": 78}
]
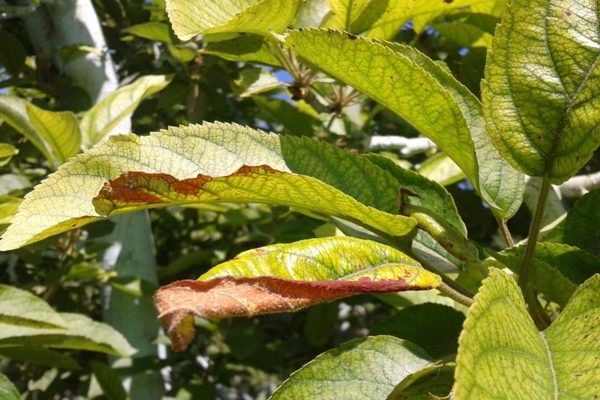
[
  {"left": 0, "top": 96, "right": 80, "bottom": 167},
  {"left": 154, "top": 237, "right": 441, "bottom": 351},
  {"left": 286, "top": 30, "right": 524, "bottom": 218},
  {"left": 0, "top": 313, "right": 136, "bottom": 357},
  {"left": 0, "top": 122, "right": 416, "bottom": 250},
  {"left": 564, "top": 189, "right": 600, "bottom": 257},
  {"left": 0, "top": 373, "right": 19, "bottom": 400},
  {"left": 482, "top": 0, "right": 600, "bottom": 183},
  {"left": 0, "top": 284, "right": 66, "bottom": 329},
  {"left": 455, "top": 269, "right": 600, "bottom": 399},
  {"left": 80, "top": 75, "right": 172, "bottom": 147},
  {"left": 166, "top": 0, "right": 300, "bottom": 40},
  {"left": 269, "top": 336, "right": 432, "bottom": 400}
]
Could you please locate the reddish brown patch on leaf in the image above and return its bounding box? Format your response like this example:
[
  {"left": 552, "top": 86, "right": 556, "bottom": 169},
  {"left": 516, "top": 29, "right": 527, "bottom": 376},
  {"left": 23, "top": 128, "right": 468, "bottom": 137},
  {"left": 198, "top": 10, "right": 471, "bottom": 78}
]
[{"left": 154, "top": 276, "right": 434, "bottom": 351}]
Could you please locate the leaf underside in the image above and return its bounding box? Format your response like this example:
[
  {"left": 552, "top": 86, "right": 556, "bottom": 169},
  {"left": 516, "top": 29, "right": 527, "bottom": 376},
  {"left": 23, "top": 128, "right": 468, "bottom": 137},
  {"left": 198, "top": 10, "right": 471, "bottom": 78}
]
[{"left": 153, "top": 237, "right": 441, "bottom": 351}]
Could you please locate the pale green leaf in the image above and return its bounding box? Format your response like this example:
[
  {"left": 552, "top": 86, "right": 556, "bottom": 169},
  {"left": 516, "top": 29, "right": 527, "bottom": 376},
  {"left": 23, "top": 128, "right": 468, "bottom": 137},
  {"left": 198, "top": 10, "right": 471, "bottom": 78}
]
[
  {"left": 286, "top": 30, "right": 524, "bottom": 217},
  {"left": 0, "top": 122, "right": 416, "bottom": 250},
  {"left": 325, "top": 0, "right": 371, "bottom": 30},
  {"left": 0, "top": 347, "right": 81, "bottom": 370},
  {"left": 0, "top": 96, "right": 80, "bottom": 167},
  {"left": 417, "top": 153, "right": 465, "bottom": 187},
  {"left": 0, "top": 143, "right": 17, "bottom": 166},
  {"left": 294, "top": 0, "right": 331, "bottom": 27},
  {"left": 233, "top": 67, "right": 283, "bottom": 98},
  {"left": 124, "top": 22, "right": 172, "bottom": 43},
  {"left": 0, "top": 373, "right": 19, "bottom": 400},
  {"left": 80, "top": 75, "right": 172, "bottom": 147},
  {"left": 166, "top": 0, "right": 300, "bottom": 40},
  {"left": 253, "top": 96, "right": 320, "bottom": 135},
  {"left": 0, "top": 313, "right": 135, "bottom": 356},
  {"left": 0, "top": 196, "right": 21, "bottom": 225},
  {"left": 0, "top": 284, "right": 66, "bottom": 328},
  {"left": 482, "top": 0, "right": 600, "bottom": 183},
  {"left": 455, "top": 269, "right": 600, "bottom": 399},
  {"left": 270, "top": 336, "right": 432, "bottom": 400}
]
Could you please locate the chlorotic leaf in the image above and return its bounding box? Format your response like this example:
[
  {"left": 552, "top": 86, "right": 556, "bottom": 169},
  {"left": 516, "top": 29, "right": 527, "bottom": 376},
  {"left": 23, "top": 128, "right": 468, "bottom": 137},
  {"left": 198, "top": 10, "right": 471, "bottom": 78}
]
[
  {"left": 0, "top": 373, "right": 19, "bottom": 400},
  {"left": 154, "top": 237, "right": 441, "bottom": 351},
  {"left": 80, "top": 74, "right": 172, "bottom": 147},
  {"left": 455, "top": 269, "right": 600, "bottom": 399},
  {"left": 482, "top": 0, "right": 600, "bottom": 183},
  {"left": 0, "top": 96, "right": 80, "bottom": 167},
  {"left": 269, "top": 336, "right": 432, "bottom": 400},
  {"left": 0, "top": 284, "right": 66, "bottom": 329},
  {"left": 0, "top": 122, "right": 416, "bottom": 250},
  {"left": 166, "top": 0, "right": 300, "bottom": 40},
  {"left": 0, "top": 313, "right": 136, "bottom": 357},
  {"left": 285, "top": 30, "right": 524, "bottom": 218}
]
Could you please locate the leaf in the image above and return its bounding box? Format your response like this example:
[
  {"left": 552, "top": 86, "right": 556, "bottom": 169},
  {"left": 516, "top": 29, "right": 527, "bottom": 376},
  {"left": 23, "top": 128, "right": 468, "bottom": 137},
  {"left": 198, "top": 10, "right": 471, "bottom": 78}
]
[
  {"left": 0, "top": 29, "right": 26, "bottom": 75},
  {"left": 233, "top": 67, "right": 283, "bottom": 98},
  {"left": 564, "top": 189, "right": 600, "bottom": 257},
  {"left": 0, "top": 284, "right": 66, "bottom": 328},
  {"left": 0, "top": 96, "right": 81, "bottom": 167},
  {"left": 364, "top": 154, "right": 466, "bottom": 235},
  {"left": 166, "top": 0, "right": 300, "bottom": 40},
  {"left": 454, "top": 269, "right": 600, "bottom": 399},
  {"left": 482, "top": 0, "right": 600, "bottom": 183},
  {"left": 80, "top": 75, "right": 172, "bottom": 147},
  {"left": 269, "top": 336, "right": 432, "bottom": 400},
  {"left": 0, "top": 196, "right": 22, "bottom": 226},
  {"left": 294, "top": 0, "right": 331, "bottom": 27},
  {"left": 387, "top": 365, "right": 454, "bottom": 400},
  {"left": 285, "top": 30, "right": 524, "bottom": 218},
  {"left": 124, "top": 22, "right": 172, "bottom": 43},
  {"left": 0, "top": 373, "right": 19, "bottom": 400},
  {"left": 154, "top": 237, "right": 441, "bottom": 351},
  {"left": 253, "top": 96, "right": 320, "bottom": 135},
  {"left": 203, "top": 34, "right": 282, "bottom": 66},
  {"left": 0, "top": 313, "right": 136, "bottom": 357},
  {"left": 0, "top": 122, "right": 416, "bottom": 250},
  {"left": 491, "top": 242, "right": 600, "bottom": 306},
  {"left": 417, "top": 153, "right": 465, "bottom": 187},
  {"left": 372, "top": 303, "right": 465, "bottom": 358},
  {"left": 326, "top": 0, "right": 371, "bottom": 30},
  {"left": 0, "top": 143, "right": 17, "bottom": 166},
  {"left": 303, "top": 302, "right": 337, "bottom": 347},
  {"left": 0, "top": 347, "right": 81, "bottom": 370},
  {"left": 91, "top": 361, "right": 127, "bottom": 400}
]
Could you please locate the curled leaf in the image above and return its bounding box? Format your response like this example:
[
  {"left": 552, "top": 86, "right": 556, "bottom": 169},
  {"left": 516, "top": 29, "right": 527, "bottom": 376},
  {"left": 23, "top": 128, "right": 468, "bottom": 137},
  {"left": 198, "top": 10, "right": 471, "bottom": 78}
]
[{"left": 154, "top": 237, "right": 441, "bottom": 351}]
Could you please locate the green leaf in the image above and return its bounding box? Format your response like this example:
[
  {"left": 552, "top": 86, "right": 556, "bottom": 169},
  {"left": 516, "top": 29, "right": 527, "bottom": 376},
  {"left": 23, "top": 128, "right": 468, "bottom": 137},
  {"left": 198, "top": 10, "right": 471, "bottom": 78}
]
[
  {"left": 0, "top": 284, "right": 66, "bottom": 328},
  {"left": 91, "top": 361, "right": 127, "bottom": 400},
  {"left": 0, "top": 96, "right": 81, "bottom": 167},
  {"left": 0, "top": 122, "right": 417, "bottom": 250},
  {"left": 80, "top": 74, "right": 172, "bottom": 147},
  {"left": 455, "top": 269, "right": 600, "bottom": 399},
  {"left": 0, "top": 143, "right": 17, "bottom": 167},
  {"left": 203, "top": 34, "right": 282, "bottom": 66},
  {"left": 364, "top": 154, "right": 466, "bottom": 235},
  {"left": 482, "top": 0, "right": 600, "bottom": 183},
  {"left": 253, "top": 96, "right": 320, "bottom": 135},
  {"left": 155, "top": 236, "right": 441, "bottom": 350},
  {"left": 564, "top": 189, "right": 600, "bottom": 257},
  {"left": 303, "top": 302, "right": 337, "bottom": 347},
  {"left": 0, "top": 313, "right": 136, "bottom": 357},
  {"left": 124, "top": 22, "right": 173, "bottom": 43},
  {"left": 294, "top": 0, "right": 331, "bottom": 28},
  {"left": 491, "top": 242, "right": 600, "bottom": 306},
  {"left": 285, "top": 30, "right": 524, "bottom": 218},
  {"left": 372, "top": 303, "right": 465, "bottom": 358},
  {"left": 0, "top": 373, "right": 19, "bottom": 400},
  {"left": 417, "top": 153, "right": 465, "bottom": 187},
  {"left": 269, "top": 336, "right": 432, "bottom": 400},
  {"left": 0, "top": 29, "right": 26, "bottom": 75},
  {"left": 325, "top": 0, "right": 371, "bottom": 30},
  {"left": 0, "top": 347, "right": 81, "bottom": 370},
  {"left": 0, "top": 196, "right": 22, "bottom": 226},
  {"left": 166, "top": 0, "right": 300, "bottom": 40},
  {"left": 387, "top": 365, "right": 454, "bottom": 400},
  {"left": 233, "top": 67, "right": 283, "bottom": 98}
]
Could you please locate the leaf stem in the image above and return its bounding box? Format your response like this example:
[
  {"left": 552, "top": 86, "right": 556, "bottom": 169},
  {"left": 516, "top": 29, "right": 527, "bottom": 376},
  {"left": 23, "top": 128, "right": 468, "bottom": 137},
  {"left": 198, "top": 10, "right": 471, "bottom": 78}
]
[
  {"left": 437, "top": 281, "right": 474, "bottom": 307},
  {"left": 497, "top": 217, "right": 515, "bottom": 247},
  {"left": 520, "top": 175, "right": 551, "bottom": 328}
]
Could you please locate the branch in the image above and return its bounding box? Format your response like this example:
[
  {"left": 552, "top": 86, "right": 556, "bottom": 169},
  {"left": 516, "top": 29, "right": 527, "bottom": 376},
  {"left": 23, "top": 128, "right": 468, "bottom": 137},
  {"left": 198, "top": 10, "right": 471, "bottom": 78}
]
[{"left": 557, "top": 171, "right": 600, "bottom": 198}]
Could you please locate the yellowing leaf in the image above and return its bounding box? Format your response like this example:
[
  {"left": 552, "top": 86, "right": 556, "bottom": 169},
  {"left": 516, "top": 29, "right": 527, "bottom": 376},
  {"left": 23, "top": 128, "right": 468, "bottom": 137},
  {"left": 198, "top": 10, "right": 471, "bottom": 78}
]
[
  {"left": 482, "top": 0, "right": 600, "bottom": 183},
  {"left": 0, "top": 122, "right": 416, "bottom": 250},
  {"left": 166, "top": 0, "right": 300, "bottom": 40},
  {"left": 154, "top": 237, "right": 441, "bottom": 350},
  {"left": 286, "top": 30, "right": 524, "bottom": 218},
  {"left": 455, "top": 269, "right": 600, "bottom": 399},
  {"left": 80, "top": 74, "right": 172, "bottom": 147}
]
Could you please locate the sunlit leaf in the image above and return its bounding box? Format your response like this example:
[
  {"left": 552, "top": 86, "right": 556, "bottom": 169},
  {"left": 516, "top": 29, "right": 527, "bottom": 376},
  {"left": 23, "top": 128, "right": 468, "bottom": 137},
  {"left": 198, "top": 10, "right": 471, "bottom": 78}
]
[
  {"left": 0, "top": 122, "right": 417, "bottom": 250},
  {"left": 80, "top": 74, "right": 172, "bottom": 147},
  {"left": 285, "top": 30, "right": 524, "bottom": 218},
  {"left": 154, "top": 237, "right": 440, "bottom": 350},
  {"left": 0, "top": 143, "right": 17, "bottom": 166},
  {"left": 455, "top": 269, "right": 600, "bottom": 399},
  {"left": 417, "top": 153, "right": 465, "bottom": 187},
  {"left": 0, "top": 373, "right": 19, "bottom": 400},
  {"left": 0, "top": 284, "right": 66, "bottom": 329},
  {"left": 482, "top": 0, "right": 600, "bottom": 183}
]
